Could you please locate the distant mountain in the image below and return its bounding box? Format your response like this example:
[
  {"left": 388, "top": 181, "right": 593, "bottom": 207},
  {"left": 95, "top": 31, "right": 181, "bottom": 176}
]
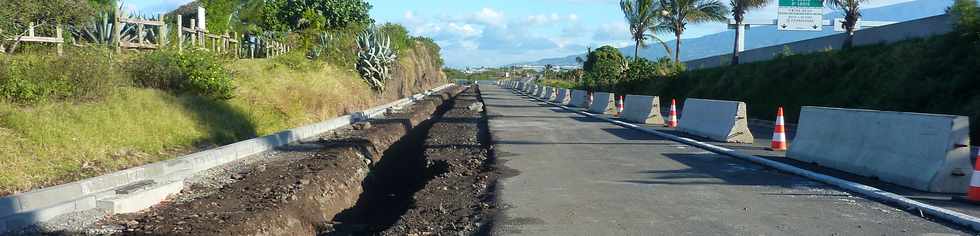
[{"left": 514, "top": 0, "right": 952, "bottom": 66}]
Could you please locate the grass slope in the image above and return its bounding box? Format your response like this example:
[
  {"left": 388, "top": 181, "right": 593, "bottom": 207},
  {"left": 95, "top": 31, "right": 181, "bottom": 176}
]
[{"left": 0, "top": 59, "right": 377, "bottom": 195}]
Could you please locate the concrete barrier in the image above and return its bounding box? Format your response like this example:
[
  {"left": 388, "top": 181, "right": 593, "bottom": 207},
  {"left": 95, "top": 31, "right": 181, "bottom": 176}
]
[
  {"left": 554, "top": 89, "right": 570, "bottom": 105},
  {"left": 568, "top": 90, "right": 589, "bottom": 108},
  {"left": 787, "top": 106, "right": 972, "bottom": 193},
  {"left": 677, "top": 98, "right": 754, "bottom": 143},
  {"left": 587, "top": 92, "right": 615, "bottom": 115},
  {"left": 542, "top": 87, "right": 555, "bottom": 100},
  {"left": 621, "top": 95, "right": 664, "bottom": 125},
  {"left": 535, "top": 86, "right": 547, "bottom": 98}
]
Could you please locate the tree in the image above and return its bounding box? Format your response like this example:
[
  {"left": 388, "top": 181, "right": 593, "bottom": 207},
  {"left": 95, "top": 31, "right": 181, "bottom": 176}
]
[
  {"left": 583, "top": 45, "right": 627, "bottom": 91},
  {"left": 949, "top": 0, "right": 980, "bottom": 41},
  {"left": 263, "top": 0, "right": 373, "bottom": 32},
  {"left": 0, "top": 0, "right": 96, "bottom": 53},
  {"left": 656, "top": 0, "right": 728, "bottom": 62},
  {"left": 729, "top": 0, "right": 769, "bottom": 65},
  {"left": 620, "top": 0, "right": 673, "bottom": 62},
  {"left": 826, "top": 0, "right": 869, "bottom": 49}
]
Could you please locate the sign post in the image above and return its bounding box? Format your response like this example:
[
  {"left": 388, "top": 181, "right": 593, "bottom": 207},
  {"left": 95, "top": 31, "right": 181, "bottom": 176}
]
[{"left": 778, "top": 0, "right": 823, "bottom": 31}]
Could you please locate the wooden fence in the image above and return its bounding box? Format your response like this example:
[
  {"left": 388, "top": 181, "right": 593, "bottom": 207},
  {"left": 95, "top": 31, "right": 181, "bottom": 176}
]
[
  {"left": 1, "top": 11, "right": 290, "bottom": 58},
  {"left": 1, "top": 23, "right": 65, "bottom": 55}
]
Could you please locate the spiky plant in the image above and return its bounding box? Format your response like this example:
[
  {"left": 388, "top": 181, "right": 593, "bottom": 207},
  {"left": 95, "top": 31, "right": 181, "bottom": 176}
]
[
  {"left": 356, "top": 26, "right": 397, "bottom": 94},
  {"left": 307, "top": 32, "right": 332, "bottom": 59},
  {"left": 68, "top": 12, "right": 113, "bottom": 45}
]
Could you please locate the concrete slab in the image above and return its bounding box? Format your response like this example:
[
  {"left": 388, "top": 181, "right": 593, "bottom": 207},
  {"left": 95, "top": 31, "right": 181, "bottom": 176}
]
[{"left": 96, "top": 180, "right": 184, "bottom": 214}]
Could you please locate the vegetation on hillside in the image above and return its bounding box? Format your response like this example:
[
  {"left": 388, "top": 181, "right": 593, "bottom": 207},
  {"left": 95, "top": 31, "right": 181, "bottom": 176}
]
[{"left": 0, "top": 0, "right": 447, "bottom": 194}]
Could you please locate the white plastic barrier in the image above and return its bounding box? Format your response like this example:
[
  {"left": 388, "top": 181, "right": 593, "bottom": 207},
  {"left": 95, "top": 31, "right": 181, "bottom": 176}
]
[
  {"left": 588, "top": 92, "right": 615, "bottom": 115},
  {"left": 788, "top": 106, "right": 972, "bottom": 193},
  {"left": 621, "top": 95, "right": 664, "bottom": 125},
  {"left": 677, "top": 98, "right": 754, "bottom": 143},
  {"left": 568, "top": 90, "right": 589, "bottom": 108},
  {"left": 554, "top": 89, "right": 570, "bottom": 105}
]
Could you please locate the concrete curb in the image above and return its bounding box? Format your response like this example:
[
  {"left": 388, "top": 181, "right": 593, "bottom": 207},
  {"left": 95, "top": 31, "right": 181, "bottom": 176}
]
[
  {"left": 511, "top": 88, "right": 980, "bottom": 232},
  {"left": 0, "top": 84, "right": 455, "bottom": 234}
]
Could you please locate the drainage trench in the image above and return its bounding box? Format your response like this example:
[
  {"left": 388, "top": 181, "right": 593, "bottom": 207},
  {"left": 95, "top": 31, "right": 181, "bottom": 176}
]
[
  {"left": 109, "top": 87, "right": 465, "bottom": 235},
  {"left": 321, "top": 86, "right": 499, "bottom": 235}
]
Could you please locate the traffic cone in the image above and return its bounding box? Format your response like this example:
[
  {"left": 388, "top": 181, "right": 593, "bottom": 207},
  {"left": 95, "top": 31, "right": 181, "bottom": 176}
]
[
  {"left": 666, "top": 99, "right": 678, "bottom": 128},
  {"left": 615, "top": 96, "right": 624, "bottom": 117},
  {"left": 769, "top": 107, "right": 788, "bottom": 151},
  {"left": 967, "top": 153, "right": 980, "bottom": 202}
]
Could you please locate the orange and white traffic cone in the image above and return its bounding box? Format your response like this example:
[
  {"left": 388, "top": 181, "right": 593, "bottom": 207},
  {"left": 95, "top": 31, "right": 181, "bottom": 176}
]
[
  {"left": 769, "top": 107, "right": 789, "bottom": 151},
  {"left": 967, "top": 152, "right": 980, "bottom": 202},
  {"left": 666, "top": 99, "right": 678, "bottom": 128},
  {"left": 615, "top": 96, "right": 624, "bottom": 117}
]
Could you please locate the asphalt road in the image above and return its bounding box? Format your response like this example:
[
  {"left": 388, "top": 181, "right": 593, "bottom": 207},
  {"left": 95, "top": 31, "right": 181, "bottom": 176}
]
[{"left": 484, "top": 85, "right": 970, "bottom": 235}]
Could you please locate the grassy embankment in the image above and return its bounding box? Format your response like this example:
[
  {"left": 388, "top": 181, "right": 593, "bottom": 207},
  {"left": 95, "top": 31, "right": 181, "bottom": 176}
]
[
  {"left": 618, "top": 33, "right": 980, "bottom": 143},
  {"left": 0, "top": 45, "right": 442, "bottom": 195}
]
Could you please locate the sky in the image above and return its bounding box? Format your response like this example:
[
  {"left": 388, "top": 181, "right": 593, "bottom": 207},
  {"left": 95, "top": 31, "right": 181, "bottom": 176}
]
[{"left": 130, "top": 0, "right": 922, "bottom": 68}]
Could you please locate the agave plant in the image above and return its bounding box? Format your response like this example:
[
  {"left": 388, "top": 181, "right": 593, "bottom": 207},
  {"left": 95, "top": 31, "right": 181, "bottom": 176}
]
[
  {"left": 356, "top": 26, "right": 396, "bottom": 94},
  {"left": 306, "top": 32, "right": 332, "bottom": 59},
  {"left": 68, "top": 12, "right": 113, "bottom": 45}
]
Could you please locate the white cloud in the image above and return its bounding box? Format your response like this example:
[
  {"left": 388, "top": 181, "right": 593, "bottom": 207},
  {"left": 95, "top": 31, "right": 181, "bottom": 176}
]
[
  {"left": 593, "top": 22, "right": 629, "bottom": 42},
  {"left": 470, "top": 8, "right": 506, "bottom": 27}
]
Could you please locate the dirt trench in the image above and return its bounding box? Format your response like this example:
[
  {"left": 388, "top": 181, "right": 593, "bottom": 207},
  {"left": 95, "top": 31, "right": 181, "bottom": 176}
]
[
  {"left": 98, "top": 85, "right": 498, "bottom": 236},
  {"left": 322, "top": 86, "right": 499, "bottom": 235},
  {"left": 99, "top": 86, "right": 462, "bottom": 235}
]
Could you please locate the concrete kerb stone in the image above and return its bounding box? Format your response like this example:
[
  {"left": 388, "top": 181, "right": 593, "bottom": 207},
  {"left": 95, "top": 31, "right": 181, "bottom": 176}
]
[
  {"left": 526, "top": 93, "right": 980, "bottom": 232},
  {"left": 788, "top": 106, "right": 972, "bottom": 193},
  {"left": 569, "top": 90, "right": 589, "bottom": 108},
  {"left": 621, "top": 95, "right": 664, "bottom": 125},
  {"left": 0, "top": 84, "right": 456, "bottom": 234},
  {"left": 677, "top": 98, "right": 754, "bottom": 143},
  {"left": 96, "top": 180, "right": 184, "bottom": 214},
  {"left": 587, "top": 92, "right": 615, "bottom": 115}
]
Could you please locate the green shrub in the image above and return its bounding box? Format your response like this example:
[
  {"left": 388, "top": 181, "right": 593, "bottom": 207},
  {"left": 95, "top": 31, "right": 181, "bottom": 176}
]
[
  {"left": 625, "top": 33, "right": 980, "bottom": 144},
  {"left": 950, "top": 0, "right": 980, "bottom": 41},
  {"left": 128, "top": 49, "right": 235, "bottom": 99},
  {"left": 0, "top": 47, "right": 124, "bottom": 103},
  {"left": 583, "top": 45, "right": 626, "bottom": 91},
  {"left": 380, "top": 23, "right": 413, "bottom": 54}
]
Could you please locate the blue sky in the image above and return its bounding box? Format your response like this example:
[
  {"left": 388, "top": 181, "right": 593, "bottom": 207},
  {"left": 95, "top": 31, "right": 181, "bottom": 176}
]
[{"left": 131, "top": 0, "right": 921, "bottom": 68}]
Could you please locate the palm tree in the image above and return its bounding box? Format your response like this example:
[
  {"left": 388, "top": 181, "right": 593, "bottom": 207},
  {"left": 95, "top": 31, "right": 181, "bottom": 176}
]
[
  {"left": 657, "top": 0, "right": 728, "bottom": 62},
  {"left": 620, "top": 0, "right": 673, "bottom": 62},
  {"left": 826, "top": 0, "right": 869, "bottom": 49},
  {"left": 729, "top": 0, "right": 769, "bottom": 65}
]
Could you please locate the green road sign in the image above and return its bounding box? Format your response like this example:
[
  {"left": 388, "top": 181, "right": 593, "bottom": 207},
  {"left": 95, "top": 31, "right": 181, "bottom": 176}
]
[
  {"left": 779, "top": 0, "right": 823, "bottom": 7},
  {"left": 778, "top": 0, "right": 824, "bottom": 31}
]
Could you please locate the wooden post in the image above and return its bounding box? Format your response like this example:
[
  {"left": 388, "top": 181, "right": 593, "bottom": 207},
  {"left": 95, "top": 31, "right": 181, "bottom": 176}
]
[
  {"left": 159, "top": 13, "right": 167, "bottom": 48},
  {"left": 28, "top": 22, "right": 35, "bottom": 37},
  {"left": 137, "top": 20, "right": 145, "bottom": 46},
  {"left": 112, "top": 11, "right": 122, "bottom": 53},
  {"left": 189, "top": 19, "right": 196, "bottom": 48},
  {"left": 177, "top": 15, "right": 183, "bottom": 53},
  {"left": 55, "top": 25, "right": 63, "bottom": 56}
]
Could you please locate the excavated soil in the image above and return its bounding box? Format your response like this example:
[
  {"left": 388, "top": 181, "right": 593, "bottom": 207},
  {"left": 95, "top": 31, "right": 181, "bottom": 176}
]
[
  {"left": 89, "top": 85, "right": 499, "bottom": 236},
  {"left": 99, "top": 87, "right": 465, "bottom": 235},
  {"left": 322, "top": 86, "right": 499, "bottom": 235}
]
